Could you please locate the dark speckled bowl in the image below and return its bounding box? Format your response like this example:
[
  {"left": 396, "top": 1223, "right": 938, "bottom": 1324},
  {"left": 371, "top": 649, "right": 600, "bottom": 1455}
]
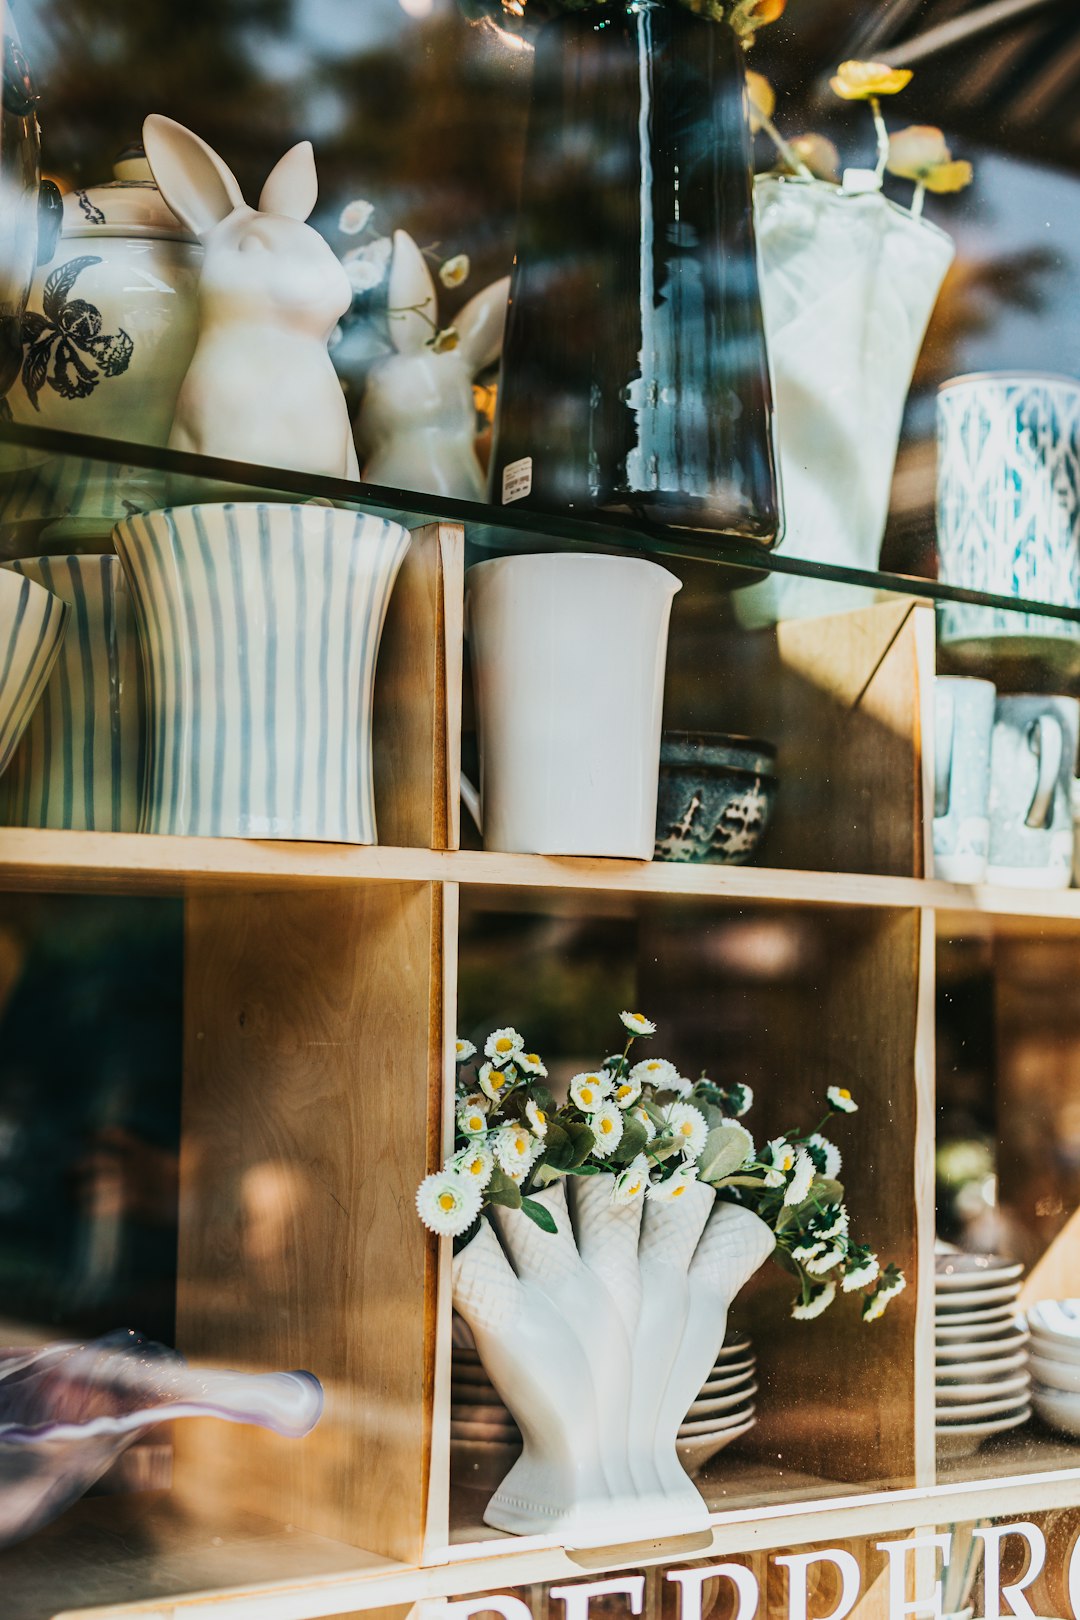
[{"left": 655, "top": 733, "right": 778, "bottom": 864}]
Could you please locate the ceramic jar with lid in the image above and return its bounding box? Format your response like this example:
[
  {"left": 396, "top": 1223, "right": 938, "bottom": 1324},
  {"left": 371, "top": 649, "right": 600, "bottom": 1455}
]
[{"left": 3, "top": 153, "right": 202, "bottom": 544}]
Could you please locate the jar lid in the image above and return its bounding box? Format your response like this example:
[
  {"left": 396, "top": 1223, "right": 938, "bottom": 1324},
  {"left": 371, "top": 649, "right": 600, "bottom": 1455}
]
[{"left": 61, "top": 157, "right": 196, "bottom": 242}]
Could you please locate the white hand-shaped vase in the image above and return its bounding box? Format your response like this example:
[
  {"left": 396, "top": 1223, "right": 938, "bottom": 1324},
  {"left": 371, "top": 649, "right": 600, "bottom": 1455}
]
[{"left": 452, "top": 1177, "right": 774, "bottom": 1542}]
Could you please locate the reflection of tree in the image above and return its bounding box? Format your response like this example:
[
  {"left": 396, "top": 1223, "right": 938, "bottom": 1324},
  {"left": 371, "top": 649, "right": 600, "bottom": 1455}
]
[{"left": 913, "top": 245, "right": 1058, "bottom": 392}]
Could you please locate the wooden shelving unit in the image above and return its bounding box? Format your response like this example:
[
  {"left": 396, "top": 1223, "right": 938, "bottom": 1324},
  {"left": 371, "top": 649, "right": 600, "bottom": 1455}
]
[{"left": 3, "top": 522, "right": 1080, "bottom": 1620}]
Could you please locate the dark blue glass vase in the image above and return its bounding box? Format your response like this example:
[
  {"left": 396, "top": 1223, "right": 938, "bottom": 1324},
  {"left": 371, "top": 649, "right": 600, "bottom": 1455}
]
[{"left": 489, "top": 0, "right": 781, "bottom": 543}]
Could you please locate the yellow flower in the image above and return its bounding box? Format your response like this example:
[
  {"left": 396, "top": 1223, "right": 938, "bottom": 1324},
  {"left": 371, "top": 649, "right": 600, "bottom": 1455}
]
[
  {"left": 785, "top": 133, "right": 841, "bottom": 183},
  {"left": 829, "top": 60, "right": 912, "bottom": 101},
  {"left": 746, "top": 71, "right": 775, "bottom": 134},
  {"left": 728, "top": 0, "right": 786, "bottom": 39},
  {"left": 886, "top": 126, "right": 973, "bottom": 193},
  {"left": 432, "top": 326, "right": 460, "bottom": 354},
  {"left": 439, "top": 254, "right": 470, "bottom": 289}
]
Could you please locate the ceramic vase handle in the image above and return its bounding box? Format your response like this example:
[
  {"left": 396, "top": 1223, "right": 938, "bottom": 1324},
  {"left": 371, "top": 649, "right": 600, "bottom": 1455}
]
[{"left": 1026, "top": 714, "right": 1063, "bottom": 830}]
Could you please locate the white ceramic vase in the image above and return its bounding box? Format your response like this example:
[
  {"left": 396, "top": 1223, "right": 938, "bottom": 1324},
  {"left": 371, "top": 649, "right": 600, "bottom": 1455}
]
[
  {"left": 113, "top": 503, "right": 410, "bottom": 841},
  {"left": 0, "top": 569, "right": 68, "bottom": 780},
  {"left": 451, "top": 1178, "right": 774, "bottom": 1541},
  {"left": 0, "top": 556, "right": 147, "bottom": 830},
  {"left": 464, "top": 553, "right": 681, "bottom": 858},
  {"left": 737, "top": 176, "right": 954, "bottom": 627},
  {"left": 1, "top": 156, "right": 202, "bottom": 544}
]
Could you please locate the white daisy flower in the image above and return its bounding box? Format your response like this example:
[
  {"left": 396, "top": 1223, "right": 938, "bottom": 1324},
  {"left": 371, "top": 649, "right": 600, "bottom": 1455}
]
[
  {"left": 662, "top": 1102, "right": 709, "bottom": 1162},
  {"left": 342, "top": 237, "right": 393, "bottom": 293},
  {"left": 807, "top": 1132, "right": 842, "bottom": 1178},
  {"left": 612, "top": 1078, "right": 641, "bottom": 1109},
  {"left": 494, "top": 1124, "right": 540, "bottom": 1178},
  {"left": 338, "top": 197, "right": 374, "bottom": 235},
  {"left": 762, "top": 1137, "right": 796, "bottom": 1189},
  {"left": 620, "top": 1011, "right": 656, "bottom": 1036},
  {"left": 457, "top": 1102, "right": 489, "bottom": 1137},
  {"left": 827, "top": 1085, "right": 858, "bottom": 1114},
  {"left": 570, "top": 1072, "right": 611, "bottom": 1111},
  {"left": 782, "top": 1147, "right": 817, "bottom": 1207},
  {"left": 478, "top": 1062, "right": 512, "bottom": 1104},
  {"left": 805, "top": 1245, "right": 843, "bottom": 1276},
  {"left": 451, "top": 1143, "right": 494, "bottom": 1190},
  {"left": 843, "top": 1255, "right": 880, "bottom": 1292},
  {"left": 485, "top": 1027, "right": 524, "bottom": 1064},
  {"left": 730, "top": 1082, "right": 754, "bottom": 1117},
  {"left": 791, "top": 1281, "right": 836, "bottom": 1320},
  {"left": 863, "top": 1271, "right": 906, "bottom": 1321},
  {"left": 589, "top": 1101, "right": 624, "bottom": 1158},
  {"left": 629, "top": 1057, "right": 681, "bottom": 1088},
  {"left": 439, "top": 253, "right": 471, "bottom": 288},
  {"left": 611, "top": 1154, "right": 650, "bottom": 1205},
  {"left": 517, "top": 1051, "right": 548, "bottom": 1077},
  {"left": 631, "top": 1105, "right": 657, "bottom": 1141},
  {"left": 648, "top": 1163, "right": 699, "bottom": 1202},
  {"left": 455, "top": 1038, "right": 477, "bottom": 1063},
  {"left": 817, "top": 1205, "right": 849, "bottom": 1241},
  {"left": 415, "top": 1171, "right": 482, "bottom": 1237},
  {"left": 526, "top": 1100, "right": 549, "bottom": 1139},
  {"left": 791, "top": 1240, "right": 826, "bottom": 1265}
]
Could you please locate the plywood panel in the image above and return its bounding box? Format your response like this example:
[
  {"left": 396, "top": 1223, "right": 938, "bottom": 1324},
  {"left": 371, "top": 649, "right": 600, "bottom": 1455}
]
[
  {"left": 373, "top": 522, "right": 464, "bottom": 852},
  {"left": 174, "top": 882, "right": 443, "bottom": 1563},
  {"left": 770, "top": 601, "right": 935, "bottom": 878}
]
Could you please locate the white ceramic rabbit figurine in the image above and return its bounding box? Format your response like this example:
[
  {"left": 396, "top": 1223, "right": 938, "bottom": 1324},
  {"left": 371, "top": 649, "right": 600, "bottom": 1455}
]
[
  {"left": 142, "top": 115, "right": 358, "bottom": 480},
  {"left": 355, "top": 230, "right": 509, "bottom": 500}
]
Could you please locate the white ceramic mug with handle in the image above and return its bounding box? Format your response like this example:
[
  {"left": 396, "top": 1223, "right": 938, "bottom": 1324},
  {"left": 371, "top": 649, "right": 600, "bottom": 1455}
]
[
  {"left": 987, "top": 694, "right": 1079, "bottom": 889},
  {"left": 463, "top": 552, "right": 681, "bottom": 859}
]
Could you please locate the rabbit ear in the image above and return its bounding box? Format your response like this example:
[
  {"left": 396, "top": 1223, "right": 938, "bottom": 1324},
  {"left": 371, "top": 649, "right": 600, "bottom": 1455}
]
[
  {"left": 386, "top": 230, "right": 438, "bottom": 356},
  {"left": 142, "top": 114, "right": 245, "bottom": 238},
  {"left": 456, "top": 275, "right": 511, "bottom": 375},
  {"left": 259, "top": 142, "right": 318, "bottom": 222}
]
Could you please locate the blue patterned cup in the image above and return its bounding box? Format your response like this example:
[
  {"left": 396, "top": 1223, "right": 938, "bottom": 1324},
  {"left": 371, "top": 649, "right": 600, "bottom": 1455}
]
[
  {"left": 0, "top": 570, "right": 68, "bottom": 781},
  {"left": 0, "top": 556, "right": 142, "bottom": 829},
  {"left": 937, "top": 373, "right": 1080, "bottom": 668},
  {"left": 113, "top": 503, "right": 411, "bottom": 842}
]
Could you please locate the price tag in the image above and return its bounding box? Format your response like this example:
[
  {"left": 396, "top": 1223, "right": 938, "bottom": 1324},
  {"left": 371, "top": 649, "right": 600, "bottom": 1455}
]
[{"left": 502, "top": 457, "right": 533, "bottom": 504}]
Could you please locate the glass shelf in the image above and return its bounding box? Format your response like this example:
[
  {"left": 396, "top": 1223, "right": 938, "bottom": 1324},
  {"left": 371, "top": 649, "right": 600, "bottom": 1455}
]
[{"left": 4, "top": 419, "right": 1080, "bottom": 628}]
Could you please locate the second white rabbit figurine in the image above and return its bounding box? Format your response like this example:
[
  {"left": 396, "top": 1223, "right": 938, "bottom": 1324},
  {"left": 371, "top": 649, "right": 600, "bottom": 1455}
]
[
  {"left": 142, "top": 115, "right": 358, "bottom": 480},
  {"left": 354, "top": 231, "right": 509, "bottom": 501}
]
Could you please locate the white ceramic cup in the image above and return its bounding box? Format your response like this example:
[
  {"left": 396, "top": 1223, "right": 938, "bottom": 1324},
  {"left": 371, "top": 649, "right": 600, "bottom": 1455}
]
[
  {"left": 933, "top": 676, "right": 996, "bottom": 884},
  {"left": 464, "top": 552, "right": 680, "bottom": 858}
]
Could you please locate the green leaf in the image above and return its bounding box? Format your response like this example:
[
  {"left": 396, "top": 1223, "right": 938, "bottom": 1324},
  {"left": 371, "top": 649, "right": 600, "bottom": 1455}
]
[
  {"left": 772, "top": 1245, "right": 800, "bottom": 1276},
  {"left": 486, "top": 1168, "right": 522, "bottom": 1209},
  {"left": 714, "top": 1173, "right": 770, "bottom": 1190},
  {"left": 650, "top": 1135, "right": 682, "bottom": 1163},
  {"left": 564, "top": 1120, "right": 596, "bottom": 1168},
  {"left": 529, "top": 1084, "right": 557, "bottom": 1114},
  {"left": 532, "top": 1162, "right": 565, "bottom": 1188},
  {"left": 561, "top": 1164, "right": 602, "bottom": 1177},
  {"left": 610, "top": 1117, "right": 649, "bottom": 1168},
  {"left": 541, "top": 1121, "right": 573, "bottom": 1171},
  {"left": 520, "top": 1197, "right": 558, "bottom": 1234},
  {"left": 698, "top": 1124, "right": 753, "bottom": 1185}
]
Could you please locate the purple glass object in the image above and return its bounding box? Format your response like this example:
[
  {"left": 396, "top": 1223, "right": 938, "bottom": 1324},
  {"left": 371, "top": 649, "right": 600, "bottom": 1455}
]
[{"left": 0, "top": 1329, "right": 323, "bottom": 1547}]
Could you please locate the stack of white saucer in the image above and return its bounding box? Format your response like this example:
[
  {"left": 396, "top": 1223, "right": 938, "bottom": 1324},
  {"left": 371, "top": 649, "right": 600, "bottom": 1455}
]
[
  {"left": 450, "top": 1319, "right": 521, "bottom": 1491},
  {"left": 676, "top": 1332, "right": 758, "bottom": 1477},
  {"left": 936, "top": 1253, "right": 1030, "bottom": 1457},
  {"left": 449, "top": 1318, "right": 756, "bottom": 1486},
  {"left": 1028, "top": 1300, "right": 1080, "bottom": 1437}
]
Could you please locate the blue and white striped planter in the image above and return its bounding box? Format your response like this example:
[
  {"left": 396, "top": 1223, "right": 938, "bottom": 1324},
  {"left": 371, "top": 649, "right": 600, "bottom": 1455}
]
[
  {"left": 0, "top": 556, "right": 147, "bottom": 830},
  {"left": 114, "top": 504, "right": 411, "bottom": 842},
  {"left": 0, "top": 570, "right": 68, "bottom": 782}
]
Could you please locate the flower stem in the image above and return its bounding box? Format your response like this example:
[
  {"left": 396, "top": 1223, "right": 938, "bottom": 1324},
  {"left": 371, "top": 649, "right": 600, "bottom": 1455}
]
[
  {"left": 760, "top": 114, "right": 815, "bottom": 181},
  {"left": 870, "top": 96, "right": 890, "bottom": 186},
  {"left": 911, "top": 182, "right": 926, "bottom": 219}
]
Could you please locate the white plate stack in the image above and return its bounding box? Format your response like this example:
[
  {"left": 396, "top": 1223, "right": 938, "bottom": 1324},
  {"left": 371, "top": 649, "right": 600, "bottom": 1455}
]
[
  {"left": 676, "top": 1333, "right": 758, "bottom": 1477},
  {"left": 1028, "top": 1300, "right": 1080, "bottom": 1438},
  {"left": 936, "top": 1253, "right": 1030, "bottom": 1458},
  {"left": 449, "top": 1318, "right": 756, "bottom": 1486},
  {"left": 450, "top": 1318, "right": 521, "bottom": 1491}
]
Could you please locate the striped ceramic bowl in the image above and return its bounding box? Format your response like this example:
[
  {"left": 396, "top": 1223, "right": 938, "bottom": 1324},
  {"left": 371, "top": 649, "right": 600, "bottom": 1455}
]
[
  {"left": 114, "top": 503, "right": 411, "bottom": 842},
  {"left": 0, "top": 569, "right": 69, "bottom": 783},
  {"left": 0, "top": 556, "right": 147, "bottom": 831}
]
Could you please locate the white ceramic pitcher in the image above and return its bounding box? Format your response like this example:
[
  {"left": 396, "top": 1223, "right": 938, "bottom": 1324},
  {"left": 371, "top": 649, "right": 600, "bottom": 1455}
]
[{"left": 463, "top": 553, "right": 681, "bottom": 859}]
